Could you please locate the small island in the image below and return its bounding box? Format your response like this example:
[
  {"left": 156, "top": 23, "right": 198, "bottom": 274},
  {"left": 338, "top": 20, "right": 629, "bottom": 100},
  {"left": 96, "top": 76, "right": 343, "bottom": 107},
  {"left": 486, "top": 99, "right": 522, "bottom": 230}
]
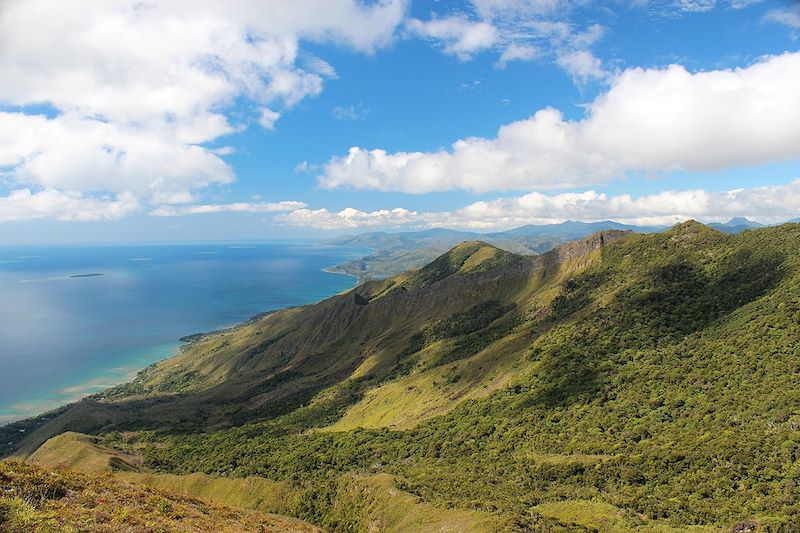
[{"left": 70, "top": 273, "right": 104, "bottom": 278}]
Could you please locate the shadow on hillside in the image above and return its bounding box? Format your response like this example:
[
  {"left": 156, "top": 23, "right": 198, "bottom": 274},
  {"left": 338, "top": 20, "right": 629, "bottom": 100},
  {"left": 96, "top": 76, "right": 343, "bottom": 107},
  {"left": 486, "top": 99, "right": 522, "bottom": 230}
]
[{"left": 528, "top": 248, "right": 786, "bottom": 409}]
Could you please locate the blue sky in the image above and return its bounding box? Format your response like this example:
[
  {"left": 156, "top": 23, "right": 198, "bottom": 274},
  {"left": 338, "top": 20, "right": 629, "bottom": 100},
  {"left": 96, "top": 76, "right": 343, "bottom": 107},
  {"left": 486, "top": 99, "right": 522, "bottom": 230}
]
[{"left": 1, "top": 0, "right": 799, "bottom": 243}]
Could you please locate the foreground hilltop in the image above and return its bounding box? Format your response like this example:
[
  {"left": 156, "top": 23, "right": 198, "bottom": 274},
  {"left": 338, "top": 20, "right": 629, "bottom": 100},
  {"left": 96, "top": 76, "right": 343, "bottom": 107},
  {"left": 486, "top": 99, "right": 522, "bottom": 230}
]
[
  {"left": 0, "top": 459, "right": 319, "bottom": 532},
  {"left": 4, "top": 221, "right": 800, "bottom": 531}
]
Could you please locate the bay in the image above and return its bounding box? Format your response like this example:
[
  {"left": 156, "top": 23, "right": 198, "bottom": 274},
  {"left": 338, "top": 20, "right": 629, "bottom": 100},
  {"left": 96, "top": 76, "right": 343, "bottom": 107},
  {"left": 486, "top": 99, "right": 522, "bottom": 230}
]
[{"left": 0, "top": 242, "right": 363, "bottom": 424}]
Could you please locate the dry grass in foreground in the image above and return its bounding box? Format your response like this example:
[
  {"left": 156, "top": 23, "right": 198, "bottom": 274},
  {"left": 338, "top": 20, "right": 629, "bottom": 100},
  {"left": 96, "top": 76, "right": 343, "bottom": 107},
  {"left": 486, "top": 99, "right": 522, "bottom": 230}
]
[{"left": 0, "top": 459, "right": 320, "bottom": 532}]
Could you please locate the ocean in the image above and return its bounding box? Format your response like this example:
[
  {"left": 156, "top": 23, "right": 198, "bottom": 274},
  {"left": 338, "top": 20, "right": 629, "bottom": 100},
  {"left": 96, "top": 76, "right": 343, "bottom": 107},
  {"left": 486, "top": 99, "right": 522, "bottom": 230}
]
[{"left": 0, "top": 242, "right": 364, "bottom": 424}]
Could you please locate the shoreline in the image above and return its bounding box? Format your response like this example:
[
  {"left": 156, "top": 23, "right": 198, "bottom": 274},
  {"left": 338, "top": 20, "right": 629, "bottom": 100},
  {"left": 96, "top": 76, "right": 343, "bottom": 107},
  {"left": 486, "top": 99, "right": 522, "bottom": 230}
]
[
  {"left": 0, "top": 243, "right": 366, "bottom": 433},
  {"left": 322, "top": 265, "right": 365, "bottom": 282},
  {"left": 1, "top": 263, "right": 362, "bottom": 429},
  {"left": 0, "top": 343, "right": 181, "bottom": 427}
]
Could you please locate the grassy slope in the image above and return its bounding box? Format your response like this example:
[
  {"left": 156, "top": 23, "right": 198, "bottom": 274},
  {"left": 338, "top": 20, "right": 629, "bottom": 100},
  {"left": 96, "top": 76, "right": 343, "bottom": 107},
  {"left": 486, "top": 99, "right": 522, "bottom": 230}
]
[
  {"left": 531, "top": 500, "right": 718, "bottom": 532},
  {"left": 127, "top": 472, "right": 501, "bottom": 533},
  {"left": 0, "top": 459, "right": 320, "bottom": 532},
  {"left": 30, "top": 431, "right": 502, "bottom": 532},
  {"left": 29, "top": 432, "right": 141, "bottom": 473},
  {"left": 6, "top": 223, "right": 800, "bottom": 531}
]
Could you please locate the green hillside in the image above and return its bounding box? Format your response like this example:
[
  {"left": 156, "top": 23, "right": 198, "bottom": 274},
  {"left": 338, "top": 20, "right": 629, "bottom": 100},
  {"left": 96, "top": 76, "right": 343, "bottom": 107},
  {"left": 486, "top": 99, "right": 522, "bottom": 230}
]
[
  {"left": 4, "top": 221, "right": 800, "bottom": 531},
  {"left": 25, "top": 431, "right": 501, "bottom": 532}
]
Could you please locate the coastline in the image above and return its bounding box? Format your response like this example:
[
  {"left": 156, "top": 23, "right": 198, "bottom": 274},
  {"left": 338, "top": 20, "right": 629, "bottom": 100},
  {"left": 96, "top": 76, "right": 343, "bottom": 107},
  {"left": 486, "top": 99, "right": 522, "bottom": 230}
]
[
  {"left": 0, "top": 343, "right": 181, "bottom": 426},
  {"left": 1, "top": 302, "right": 309, "bottom": 453},
  {"left": 322, "top": 265, "right": 364, "bottom": 282},
  {"left": 0, "top": 242, "right": 366, "bottom": 448},
  {"left": 177, "top": 309, "right": 284, "bottom": 346},
  {"left": 1, "top": 257, "right": 361, "bottom": 429},
  {"left": 178, "top": 264, "right": 362, "bottom": 347}
]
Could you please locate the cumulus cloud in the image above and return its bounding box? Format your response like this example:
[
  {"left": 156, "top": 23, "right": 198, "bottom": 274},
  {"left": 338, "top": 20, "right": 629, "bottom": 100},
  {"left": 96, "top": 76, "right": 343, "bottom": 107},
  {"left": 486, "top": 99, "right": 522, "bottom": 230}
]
[
  {"left": 556, "top": 50, "right": 607, "bottom": 84},
  {"left": 0, "top": 111, "right": 235, "bottom": 198},
  {"left": 0, "top": 189, "right": 140, "bottom": 222},
  {"left": 406, "top": 16, "right": 498, "bottom": 60},
  {"left": 277, "top": 180, "right": 800, "bottom": 230},
  {"left": 439, "top": 182, "right": 800, "bottom": 227},
  {"left": 277, "top": 207, "right": 421, "bottom": 230},
  {"left": 258, "top": 108, "right": 282, "bottom": 130},
  {"left": 319, "top": 52, "right": 800, "bottom": 193},
  {"left": 0, "top": 0, "right": 407, "bottom": 220},
  {"left": 149, "top": 201, "right": 307, "bottom": 217}
]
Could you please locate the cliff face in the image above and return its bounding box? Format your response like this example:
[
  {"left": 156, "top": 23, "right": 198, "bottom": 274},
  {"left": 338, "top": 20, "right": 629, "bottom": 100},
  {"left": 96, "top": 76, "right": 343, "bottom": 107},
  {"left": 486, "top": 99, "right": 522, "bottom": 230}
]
[{"left": 545, "top": 229, "right": 628, "bottom": 264}]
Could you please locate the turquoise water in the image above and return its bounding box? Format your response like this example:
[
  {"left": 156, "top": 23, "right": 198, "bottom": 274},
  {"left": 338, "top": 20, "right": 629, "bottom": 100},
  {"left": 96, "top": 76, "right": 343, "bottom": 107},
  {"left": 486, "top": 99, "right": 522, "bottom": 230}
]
[{"left": 0, "top": 242, "right": 363, "bottom": 424}]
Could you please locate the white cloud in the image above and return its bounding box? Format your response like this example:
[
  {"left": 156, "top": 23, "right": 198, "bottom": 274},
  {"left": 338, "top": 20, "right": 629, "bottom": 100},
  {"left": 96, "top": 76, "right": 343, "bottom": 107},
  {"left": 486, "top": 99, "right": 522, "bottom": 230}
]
[
  {"left": 415, "top": 1, "right": 762, "bottom": 78},
  {"left": 730, "top": 0, "right": 763, "bottom": 8},
  {"left": 440, "top": 182, "right": 800, "bottom": 227},
  {"left": 406, "top": 16, "right": 498, "bottom": 60},
  {"left": 149, "top": 201, "right": 307, "bottom": 217},
  {"left": 258, "top": 108, "right": 282, "bottom": 130},
  {"left": 303, "top": 55, "right": 339, "bottom": 78},
  {"left": 0, "top": 189, "right": 140, "bottom": 222},
  {"left": 277, "top": 180, "right": 800, "bottom": 230},
  {"left": 555, "top": 50, "right": 607, "bottom": 84},
  {"left": 0, "top": 0, "right": 407, "bottom": 220},
  {"left": 764, "top": 5, "right": 800, "bottom": 32},
  {"left": 497, "top": 44, "right": 540, "bottom": 67},
  {"left": 332, "top": 105, "right": 370, "bottom": 120},
  {"left": 472, "top": 0, "right": 571, "bottom": 21},
  {"left": 409, "top": 1, "right": 609, "bottom": 77},
  {"left": 319, "top": 52, "right": 800, "bottom": 193},
  {"left": 277, "top": 207, "right": 421, "bottom": 230},
  {"left": 677, "top": 0, "right": 717, "bottom": 12},
  {"left": 646, "top": 0, "right": 763, "bottom": 17},
  {"left": 0, "top": 111, "right": 234, "bottom": 198}
]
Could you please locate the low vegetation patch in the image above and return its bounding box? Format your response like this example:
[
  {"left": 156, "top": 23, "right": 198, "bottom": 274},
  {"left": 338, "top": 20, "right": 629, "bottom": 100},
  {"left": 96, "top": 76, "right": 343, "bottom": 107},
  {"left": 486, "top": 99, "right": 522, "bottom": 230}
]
[{"left": 0, "top": 459, "right": 319, "bottom": 532}]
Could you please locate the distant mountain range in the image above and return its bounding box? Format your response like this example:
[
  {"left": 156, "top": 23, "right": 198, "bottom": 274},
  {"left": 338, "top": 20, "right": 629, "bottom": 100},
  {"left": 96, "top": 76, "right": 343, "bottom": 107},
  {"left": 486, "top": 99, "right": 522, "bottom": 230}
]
[
  {"left": 329, "top": 220, "right": 657, "bottom": 249},
  {"left": 707, "top": 217, "right": 765, "bottom": 234},
  {"left": 326, "top": 217, "right": 777, "bottom": 279}
]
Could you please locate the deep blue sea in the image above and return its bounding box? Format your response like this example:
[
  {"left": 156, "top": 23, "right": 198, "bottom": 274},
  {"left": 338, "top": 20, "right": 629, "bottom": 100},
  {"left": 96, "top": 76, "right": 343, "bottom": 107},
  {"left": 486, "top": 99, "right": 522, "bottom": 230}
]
[{"left": 0, "top": 242, "right": 364, "bottom": 424}]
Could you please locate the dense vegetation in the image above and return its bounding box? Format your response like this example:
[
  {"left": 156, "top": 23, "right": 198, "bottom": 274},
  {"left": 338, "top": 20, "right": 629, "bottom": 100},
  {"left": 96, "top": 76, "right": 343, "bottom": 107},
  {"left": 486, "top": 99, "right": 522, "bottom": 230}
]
[{"left": 6, "top": 221, "right": 800, "bottom": 531}]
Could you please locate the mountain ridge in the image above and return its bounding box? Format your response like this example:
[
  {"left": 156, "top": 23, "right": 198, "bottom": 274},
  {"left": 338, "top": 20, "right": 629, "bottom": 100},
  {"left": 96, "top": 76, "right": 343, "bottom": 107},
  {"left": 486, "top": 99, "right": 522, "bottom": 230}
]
[{"left": 324, "top": 217, "right": 783, "bottom": 280}]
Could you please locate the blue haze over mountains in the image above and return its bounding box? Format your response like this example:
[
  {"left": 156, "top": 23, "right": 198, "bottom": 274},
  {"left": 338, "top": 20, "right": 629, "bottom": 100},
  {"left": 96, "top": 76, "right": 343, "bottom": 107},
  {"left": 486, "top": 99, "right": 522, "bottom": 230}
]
[{"left": 326, "top": 218, "right": 776, "bottom": 279}]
